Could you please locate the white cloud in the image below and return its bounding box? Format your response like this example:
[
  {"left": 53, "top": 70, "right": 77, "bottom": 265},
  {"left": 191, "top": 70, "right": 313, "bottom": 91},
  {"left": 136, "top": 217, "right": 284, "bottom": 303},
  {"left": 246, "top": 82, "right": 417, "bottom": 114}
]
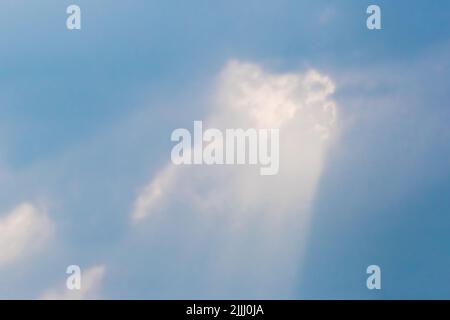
[
  {"left": 0, "top": 202, "right": 54, "bottom": 267},
  {"left": 40, "top": 265, "right": 106, "bottom": 300},
  {"left": 132, "top": 164, "right": 178, "bottom": 222},
  {"left": 130, "top": 60, "right": 338, "bottom": 297},
  {"left": 133, "top": 60, "right": 337, "bottom": 220}
]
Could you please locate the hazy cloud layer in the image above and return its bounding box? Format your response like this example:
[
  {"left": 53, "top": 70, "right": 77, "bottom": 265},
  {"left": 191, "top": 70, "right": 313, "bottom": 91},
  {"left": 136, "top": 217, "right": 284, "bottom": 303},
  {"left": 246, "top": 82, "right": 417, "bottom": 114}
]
[{"left": 130, "top": 60, "right": 338, "bottom": 297}]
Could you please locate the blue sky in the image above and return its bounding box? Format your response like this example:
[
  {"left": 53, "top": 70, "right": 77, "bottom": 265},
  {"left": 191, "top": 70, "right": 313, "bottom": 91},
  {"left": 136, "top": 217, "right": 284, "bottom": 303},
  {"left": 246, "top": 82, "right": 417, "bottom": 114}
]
[{"left": 0, "top": 0, "right": 449, "bottom": 299}]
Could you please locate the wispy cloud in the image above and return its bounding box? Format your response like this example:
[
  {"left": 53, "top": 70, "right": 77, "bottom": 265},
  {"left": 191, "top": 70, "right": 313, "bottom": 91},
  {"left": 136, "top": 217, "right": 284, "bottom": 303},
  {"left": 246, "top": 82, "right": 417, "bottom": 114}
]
[
  {"left": 40, "top": 265, "right": 106, "bottom": 300},
  {"left": 0, "top": 203, "right": 54, "bottom": 268}
]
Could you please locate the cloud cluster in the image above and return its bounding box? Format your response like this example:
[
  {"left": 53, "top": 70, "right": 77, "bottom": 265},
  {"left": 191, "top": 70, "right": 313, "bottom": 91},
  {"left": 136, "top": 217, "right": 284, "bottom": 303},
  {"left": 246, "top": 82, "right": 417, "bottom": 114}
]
[
  {"left": 130, "top": 60, "right": 338, "bottom": 297},
  {"left": 0, "top": 60, "right": 338, "bottom": 298},
  {"left": 133, "top": 61, "right": 337, "bottom": 221}
]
